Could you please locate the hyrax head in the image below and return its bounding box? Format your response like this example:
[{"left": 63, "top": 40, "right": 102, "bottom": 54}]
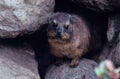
[{"left": 47, "top": 12, "right": 76, "bottom": 40}]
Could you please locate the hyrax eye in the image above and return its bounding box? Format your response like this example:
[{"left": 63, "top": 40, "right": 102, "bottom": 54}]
[
  {"left": 52, "top": 20, "right": 58, "bottom": 27},
  {"left": 64, "top": 21, "right": 70, "bottom": 29},
  {"left": 64, "top": 25, "right": 69, "bottom": 29}
]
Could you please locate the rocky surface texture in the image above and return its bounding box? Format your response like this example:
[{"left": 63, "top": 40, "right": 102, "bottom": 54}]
[
  {"left": 0, "top": 0, "right": 120, "bottom": 79},
  {"left": 0, "top": 40, "right": 40, "bottom": 79},
  {"left": 99, "top": 13, "right": 120, "bottom": 67},
  {"left": 0, "top": 0, "right": 54, "bottom": 38},
  {"left": 72, "top": 0, "right": 120, "bottom": 12},
  {"left": 45, "top": 59, "right": 97, "bottom": 79}
]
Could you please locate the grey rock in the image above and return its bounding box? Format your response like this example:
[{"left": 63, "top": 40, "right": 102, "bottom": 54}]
[
  {"left": 0, "top": 41, "right": 40, "bottom": 79},
  {"left": 107, "top": 40, "right": 120, "bottom": 66},
  {"left": 45, "top": 59, "right": 97, "bottom": 79},
  {"left": 99, "top": 13, "right": 120, "bottom": 66},
  {"left": 107, "top": 14, "right": 120, "bottom": 42},
  {"left": 0, "top": 0, "right": 55, "bottom": 38},
  {"left": 72, "top": 0, "right": 120, "bottom": 12}
]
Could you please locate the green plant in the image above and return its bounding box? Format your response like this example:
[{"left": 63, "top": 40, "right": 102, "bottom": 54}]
[{"left": 95, "top": 60, "right": 120, "bottom": 79}]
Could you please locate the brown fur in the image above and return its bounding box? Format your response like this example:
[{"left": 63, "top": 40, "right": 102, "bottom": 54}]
[{"left": 47, "top": 12, "right": 91, "bottom": 67}]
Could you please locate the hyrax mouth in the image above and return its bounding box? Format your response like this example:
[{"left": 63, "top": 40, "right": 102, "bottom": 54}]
[
  {"left": 48, "top": 36, "right": 71, "bottom": 43},
  {"left": 47, "top": 31, "right": 71, "bottom": 41},
  {"left": 48, "top": 35, "right": 63, "bottom": 40}
]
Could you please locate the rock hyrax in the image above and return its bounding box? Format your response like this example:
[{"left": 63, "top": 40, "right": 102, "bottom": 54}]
[{"left": 47, "top": 12, "right": 92, "bottom": 67}]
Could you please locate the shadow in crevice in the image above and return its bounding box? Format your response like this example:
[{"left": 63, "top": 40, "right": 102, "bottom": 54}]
[
  {"left": 2, "top": 0, "right": 108, "bottom": 79},
  {"left": 54, "top": 0, "right": 108, "bottom": 60}
]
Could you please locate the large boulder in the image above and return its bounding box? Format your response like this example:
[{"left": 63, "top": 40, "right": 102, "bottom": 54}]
[
  {"left": 72, "top": 0, "right": 120, "bottom": 12},
  {"left": 0, "top": 0, "right": 55, "bottom": 38},
  {"left": 0, "top": 40, "right": 40, "bottom": 79},
  {"left": 45, "top": 59, "right": 97, "bottom": 79},
  {"left": 99, "top": 13, "right": 120, "bottom": 67}
]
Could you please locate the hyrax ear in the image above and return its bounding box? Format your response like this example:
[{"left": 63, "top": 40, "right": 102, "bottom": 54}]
[
  {"left": 46, "top": 13, "right": 54, "bottom": 23},
  {"left": 70, "top": 15, "right": 78, "bottom": 24}
]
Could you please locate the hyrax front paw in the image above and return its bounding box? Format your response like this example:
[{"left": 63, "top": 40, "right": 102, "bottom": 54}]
[
  {"left": 55, "top": 59, "right": 63, "bottom": 66},
  {"left": 69, "top": 57, "right": 79, "bottom": 68}
]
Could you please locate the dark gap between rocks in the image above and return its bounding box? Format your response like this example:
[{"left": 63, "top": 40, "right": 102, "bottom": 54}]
[{"left": 0, "top": 0, "right": 108, "bottom": 79}]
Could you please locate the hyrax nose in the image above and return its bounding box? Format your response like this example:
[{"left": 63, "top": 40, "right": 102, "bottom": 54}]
[{"left": 56, "top": 28, "right": 62, "bottom": 36}]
